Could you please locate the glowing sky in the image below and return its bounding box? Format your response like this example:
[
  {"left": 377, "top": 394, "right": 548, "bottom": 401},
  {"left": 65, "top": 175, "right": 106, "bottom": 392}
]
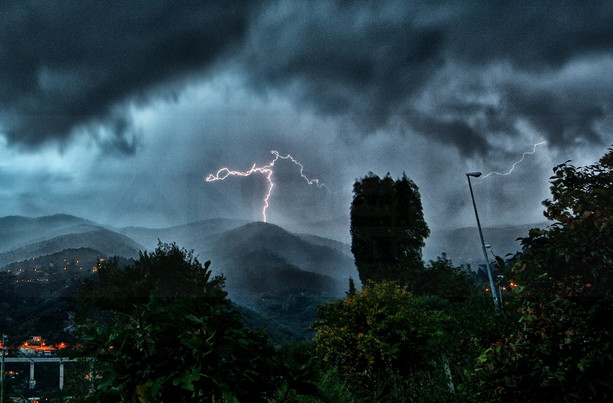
[{"left": 0, "top": 1, "right": 611, "bottom": 237}]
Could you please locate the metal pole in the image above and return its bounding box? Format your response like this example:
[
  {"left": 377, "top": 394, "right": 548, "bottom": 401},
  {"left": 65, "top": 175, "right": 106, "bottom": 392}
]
[
  {"left": 1, "top": 334, "right": 6, "bottom": 403},
  {"left": 29, "top": 361, "right": 35, "bottom": 389},
  {"left": 466, "top": 174, "right": 500, "bottom": 308},
  {"left": 59, "top": 359, "right": 64, "bottom": 390},
  {"left": 498, "top": 275, "right": 504, "bottom": 307}
]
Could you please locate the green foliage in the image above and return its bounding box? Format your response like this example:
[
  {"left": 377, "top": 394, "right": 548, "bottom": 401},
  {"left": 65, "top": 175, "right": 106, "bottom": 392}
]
[
  {"left": 465, "top": 147, "right": 613, "bottom": 402},
  {"left": 351, "top": 172, "right": 430, "bottom": 284},
  {"left": 347, "top": 277, "right": 357, "bottom": 296},
  {"left": 313, "top": 253, "right": 520, "bottom": 402},
  {"left": 239, "top": 291, "right": 336, "bottom": 343},
  {"left": 76, "top": 242, "right": 281, "bottom": 402},
  {"left": 271, "top": 341, "right": 327, "bottom": 402},
  {"left": 313, "top": 281, "right": 452, "bottom": 399},
  {"left": 413, "top": 254, "right": 478, "bottom": 302}
]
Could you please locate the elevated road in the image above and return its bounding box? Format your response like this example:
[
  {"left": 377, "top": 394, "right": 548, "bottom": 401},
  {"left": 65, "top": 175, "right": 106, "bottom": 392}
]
[
  {"left": 2, "top": 356, "right": 90, "bottom": 389},
  {"left": 4, "top": 357, "right": 79, "bottom": 363}
]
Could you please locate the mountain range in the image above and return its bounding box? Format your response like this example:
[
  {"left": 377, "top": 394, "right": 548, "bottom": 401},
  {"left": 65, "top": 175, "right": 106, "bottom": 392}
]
[
  {"left": 424, "top": 223, "right": 546, "bottom": 266},
  {"left": 0, "top": 213, "right": 545, "bottom": 280},
  {"left": 0, "top": 214, "right": 543, "bottom": 340},
  {"left": 0, "top": 214, "right": 360, "bottom": 341}
]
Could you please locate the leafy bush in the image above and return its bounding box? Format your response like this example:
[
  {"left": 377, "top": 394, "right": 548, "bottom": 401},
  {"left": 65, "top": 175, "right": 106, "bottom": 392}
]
[
  {"left": 76, "top": 243, "right": 281, "bottom": 402},
  {"left": 313, "top": 281, "right": 454, "bottom": 400},
  {"left": 465, "top": 147, "right": 613, "bottom": 402}
]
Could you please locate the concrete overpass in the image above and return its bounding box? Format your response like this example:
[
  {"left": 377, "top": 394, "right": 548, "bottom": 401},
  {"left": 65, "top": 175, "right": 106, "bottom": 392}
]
[{"left": 3, "top": 357, "right": 89, "bottom": 390}]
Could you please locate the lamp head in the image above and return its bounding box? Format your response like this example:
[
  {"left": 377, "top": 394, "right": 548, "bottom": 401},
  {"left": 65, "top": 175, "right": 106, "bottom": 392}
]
[{"left": 466, "top": 171, "right": 482, "bottom": 178}]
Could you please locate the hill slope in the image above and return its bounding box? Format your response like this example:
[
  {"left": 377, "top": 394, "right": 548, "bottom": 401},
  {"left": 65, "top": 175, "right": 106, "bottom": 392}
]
[
  {"left": 0, "top": 215, "right": 356, "bottom": 340},
  {"left": 207, "top": 222, "right": 357, "bottom": 282},
  {"left": 0, "top": 229, "right": 143, "bottom": 267},
  {"left": 425, "top": 223, "right": 547, "bottom": 264},
  {"left": 119, "top": 218, "right": 249, "bottom": 251},
  {"left": 0, "top": 214, "right": 102, "bottom": 253}
]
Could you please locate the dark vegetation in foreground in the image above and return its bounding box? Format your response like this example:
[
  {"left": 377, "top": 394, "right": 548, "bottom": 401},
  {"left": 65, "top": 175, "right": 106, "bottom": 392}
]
[{"left": 1, "top": 147, "right": 611, "bottom": 402}]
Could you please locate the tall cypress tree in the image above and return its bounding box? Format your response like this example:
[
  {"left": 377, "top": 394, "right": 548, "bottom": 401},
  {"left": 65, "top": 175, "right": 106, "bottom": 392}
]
[{"left": 350, "top": 172, "right": 429, "bottom": 284}]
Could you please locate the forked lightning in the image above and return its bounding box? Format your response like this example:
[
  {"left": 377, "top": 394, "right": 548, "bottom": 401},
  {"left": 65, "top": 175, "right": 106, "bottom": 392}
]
[
  {"left": 206, "top": 150, "right": 329, "bottom": 222},
  {"left": 483, "top": 141, "right": 547, "bottom": 178}
]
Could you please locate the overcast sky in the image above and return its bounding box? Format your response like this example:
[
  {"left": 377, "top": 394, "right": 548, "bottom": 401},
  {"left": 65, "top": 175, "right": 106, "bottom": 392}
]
[{"left": 0, "top": 1, "right": 611, "bottom": 238}]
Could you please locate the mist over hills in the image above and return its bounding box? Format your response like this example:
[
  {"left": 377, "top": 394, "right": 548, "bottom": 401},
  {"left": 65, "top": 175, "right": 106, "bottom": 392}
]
[
  {"left": 294, "top": 233, "right": 352, "bottom": 257},
  {"left": 280, "top": 214, "right": 543, "bottom": 265},
  {"left": 120, "top": 219, "right": 357, "bottom": 284},
  {"left": 282, "top": 215, "right": 352, "bottom": 244},
  {"left": 0, "top": 214, "right": 354, "bottom": 282},
  {"left": 0, "top": 213, "right": 545, "bottom": 341},
  {"left": 424, "top": 223, "right": 547, "bottom": 265},
  {"left": 122, "top": 219, "right": 356, "bottom": 336},
  {"left": 0, "top": 214, "right": 545, "bottom": 275},
  {"left": 0, "top": 214, "right": 100, "bottom": 253},
  {"left": 0, "top": 214, "right": 355, "bottom": 285},
  {"left": 119, "top": 218, "right": 250, "bottom": 252},
  {"left": 209, "top": 222, "right": 356, "bottom": 281},
  {"left": 220, "top": 247, "right": 343, "bottom": 336},
  {"left": 222, "top": 248, "right": 340, "bottom": 294},
  {"left": 0, "top": 228, "right": 143, "bottom": 267},
  {"left": 0, "top": 214, "right": 356, "bottom": 341}
]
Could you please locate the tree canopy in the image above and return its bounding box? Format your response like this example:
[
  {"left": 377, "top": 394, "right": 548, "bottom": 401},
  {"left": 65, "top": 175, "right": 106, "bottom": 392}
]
[
  {"left": 76, "top": 243, "right": 280, "bottom": 402},
  {"left": 313, "top": 281, "right": 451, "bottom": 400},
  {"left": 350, "top": 172, "right": 430, "bottom": 284},
  {"left": 467, "top": 147, "right": 613, "bottom": 402}
]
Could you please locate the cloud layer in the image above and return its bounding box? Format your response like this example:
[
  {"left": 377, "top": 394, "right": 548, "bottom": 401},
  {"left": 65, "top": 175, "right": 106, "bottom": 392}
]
[
  {"left": 243, "top": 0, "right": 613, "bottom": 154},
  {"left": 0, "top": 1, "right": 611, "bottom": 235},
  {"left": 2, "top": 1, "right": 612, "bottom": 155},
  {"left": 0, "top": 0, "right": 255, "bottom": 151}
]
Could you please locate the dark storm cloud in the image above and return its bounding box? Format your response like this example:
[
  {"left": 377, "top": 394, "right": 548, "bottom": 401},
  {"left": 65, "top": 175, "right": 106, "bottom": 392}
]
[
  {"left": 409, "top": 116, "right": 490, "bottom": 157},
  {"left": 0, "top": 0, "right": 257, "bottom": 152},
  {"left": 243, "top": 0, "right": 613, "bottom": 154},
  {"left": 447, "top": 1, "right": 613, "bottom": 69},
  {"left": 2, "top": 1, "right": 612, "bottom": 157},
  {"left": 244, "top": 1, "right": 446, "bottom": 132},
  {"left": 502, "top": 83, "right": 608, "bottom": 148}
]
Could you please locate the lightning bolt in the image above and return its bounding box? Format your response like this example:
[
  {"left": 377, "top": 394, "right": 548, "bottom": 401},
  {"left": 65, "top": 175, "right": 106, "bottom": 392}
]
[
  {"left": 205, "top": 150, "right": 329, "bottom": 222},
  {"left": 483, "top": 141, "right": 547, "bottom": 178}
]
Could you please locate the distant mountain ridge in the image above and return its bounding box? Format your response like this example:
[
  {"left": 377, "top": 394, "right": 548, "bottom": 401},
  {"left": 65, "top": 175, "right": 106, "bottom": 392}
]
[
  {"left": 209, "top": 222, "right": 356, "bottom": 281},
  {"left": 119, "top": 217, "right": 250, "bottom": 251},
  {"left": 0, "top": 214, "right": 356, "bottom": 294},
  {"left": 0, "top": 214, "right": 356, "bottom": 341},
  {"left": 0, "top": 228, "right": 143, "bottom": 267},
  {"left": 0, "top": 214, "right": 100, "bottom": 253},
  {"left": 0, "top": 214, "right": 548, "bottom": 272},
  {"left": 425, "top": 223, "right": 548, "bottom": 265}
]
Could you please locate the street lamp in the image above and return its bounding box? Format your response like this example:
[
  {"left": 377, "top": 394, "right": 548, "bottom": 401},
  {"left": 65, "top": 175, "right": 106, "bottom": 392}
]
[
  {"left": 466, "top": 172, "right": 500, "bottom": 308},
  {"left": 1, "top": 334, "right": 6, "bottom": 403},
  {"left": 486, "top": 244, "right": 505, "bottom": 307}
]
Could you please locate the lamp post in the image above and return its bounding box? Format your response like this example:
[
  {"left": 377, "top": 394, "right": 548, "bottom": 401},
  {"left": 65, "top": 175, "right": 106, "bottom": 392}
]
[
  {"left": 466, "top": 172, "right": 500, "bottom": 308},
  {"left": 1, "top": 334, "right": 6, "bottom": 403}
]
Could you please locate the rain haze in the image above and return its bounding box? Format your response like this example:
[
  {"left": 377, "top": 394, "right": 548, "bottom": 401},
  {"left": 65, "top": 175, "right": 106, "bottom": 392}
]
[{"left": 1, "top": 1, "right": 612, "bottom": 242}]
